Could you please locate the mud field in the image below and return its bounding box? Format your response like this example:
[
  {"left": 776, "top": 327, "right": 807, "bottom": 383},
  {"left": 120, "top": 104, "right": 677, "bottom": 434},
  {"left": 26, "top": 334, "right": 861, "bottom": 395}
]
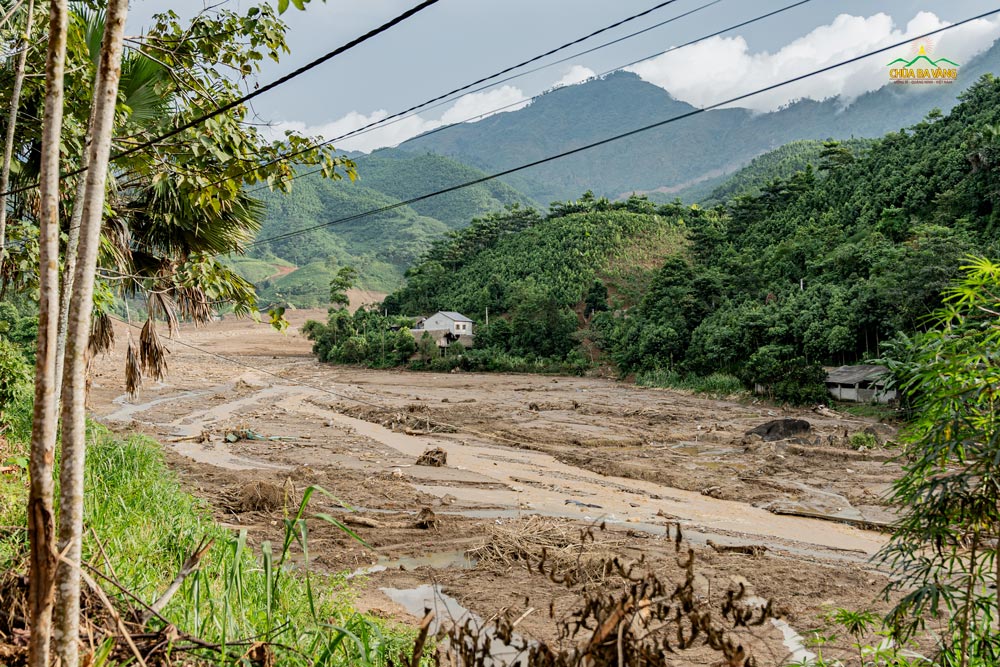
[{"left": 88, "top": 311, "right": 902, "bottom": 665}]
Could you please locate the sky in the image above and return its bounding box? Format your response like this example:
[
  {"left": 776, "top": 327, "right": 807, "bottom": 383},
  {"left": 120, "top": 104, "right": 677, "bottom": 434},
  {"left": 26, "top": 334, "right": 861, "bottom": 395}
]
[{"left": 127, "top": 0, "right": 1000, "bottom": 153}]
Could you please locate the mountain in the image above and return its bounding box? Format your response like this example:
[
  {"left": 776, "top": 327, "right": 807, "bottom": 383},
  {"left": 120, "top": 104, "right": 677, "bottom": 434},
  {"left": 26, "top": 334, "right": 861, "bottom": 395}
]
[
  {"left": 394, "top": 38, "right": 1000, "bottom": 204},
  {"left": 380, "top": 73, "right": 1000, "bottom": 402},
  {"left": 241, "top": 151, "right": 536, "bottom": 306}
]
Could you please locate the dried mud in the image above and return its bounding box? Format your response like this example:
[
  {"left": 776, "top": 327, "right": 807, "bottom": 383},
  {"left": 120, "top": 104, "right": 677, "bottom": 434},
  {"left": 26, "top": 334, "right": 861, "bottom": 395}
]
[{"left": 86, "top": 310, "right": 902, "bottom": 665}]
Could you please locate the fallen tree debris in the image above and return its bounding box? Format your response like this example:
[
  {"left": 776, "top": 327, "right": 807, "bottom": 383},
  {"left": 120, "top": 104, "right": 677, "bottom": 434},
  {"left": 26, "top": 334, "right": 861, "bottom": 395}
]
[
  {"left": 415, "top": 447, "right": 447, "bottom": 467},
  {"left": 706, "top": 539, "right": 768, "bottom": 557}
]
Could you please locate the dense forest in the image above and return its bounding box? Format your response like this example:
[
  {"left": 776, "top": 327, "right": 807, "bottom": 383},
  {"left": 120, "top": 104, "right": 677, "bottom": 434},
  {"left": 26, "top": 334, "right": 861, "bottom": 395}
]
[{"left": 309, "top": 74, "right": 1000, "bottom": 402}]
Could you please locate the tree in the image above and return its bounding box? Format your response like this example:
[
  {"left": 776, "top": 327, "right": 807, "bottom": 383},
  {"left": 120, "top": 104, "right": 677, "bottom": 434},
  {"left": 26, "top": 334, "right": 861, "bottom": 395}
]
[
  {"left": 55, "top": 2, "right": 130, "bottom": 663},
  {"left": 329, "top": 265, "right": 358, "bottom": 309},
  {"left": 583, "top": 279, "right": 608, "bottom": 318},
  {"left": 878, "top": 257, "right": 1000, "bottom": 666},
  {"left": 0, "top": 0, "right": 35, "bottom": 278},
  {"left": 28, "top": 2, "right": 69, "bottom": 665}
]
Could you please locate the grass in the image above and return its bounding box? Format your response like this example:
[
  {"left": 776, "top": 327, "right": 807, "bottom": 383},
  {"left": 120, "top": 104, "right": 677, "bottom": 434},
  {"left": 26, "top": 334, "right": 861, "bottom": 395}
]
[
  {"left": 832, "top": 401, "right": 902, "bottom": 422},
  {"left": 0, "top": 396, "right": 424, "bottom": 666},
  {"left": 635, "top": 369, "right": 746, "bottom": 399}
]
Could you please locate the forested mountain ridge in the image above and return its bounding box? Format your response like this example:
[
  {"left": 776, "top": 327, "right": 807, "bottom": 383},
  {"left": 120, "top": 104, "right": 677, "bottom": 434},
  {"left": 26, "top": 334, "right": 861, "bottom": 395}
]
[
  {"left": 373, "top": 74, "right": 1000, "bottom": 401},
  {"left": 395, "top": 38, "right": 1000, "bottom": 204},
  {"left": 240, "top": 151, "right": 536, "bottom": 305}
]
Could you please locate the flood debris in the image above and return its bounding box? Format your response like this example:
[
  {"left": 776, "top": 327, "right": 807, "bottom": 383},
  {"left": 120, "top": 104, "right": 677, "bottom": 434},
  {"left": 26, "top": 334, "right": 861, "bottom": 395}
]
[
  {"left": 468, "top": 516, "right": 627, "bottom": 581},
  {"left": 565, "top": 499, "right": 602, "bottom": 509},
  {"left": 230, "top": 480, "right": 288, "bottom": 513},
  {"left": 706, "top": 539, "right": 768, "bottom": 557},
  {"left": 746, "top": 418, "right": 811, "bottom": 441},
  {"left": 343, "top": 515, "right": 384, "bottom": 529},
  {"left": 415, "top": 447, "right": 447, "bottom": 467},
  {"left": 414, "top": 507, "right": 439, "bottom": 529}
]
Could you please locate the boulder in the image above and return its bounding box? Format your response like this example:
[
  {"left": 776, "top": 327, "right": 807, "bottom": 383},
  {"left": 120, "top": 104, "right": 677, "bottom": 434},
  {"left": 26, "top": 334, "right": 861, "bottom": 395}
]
[{"left": 746, "top": 418, "right": 811, "bottom": 442}]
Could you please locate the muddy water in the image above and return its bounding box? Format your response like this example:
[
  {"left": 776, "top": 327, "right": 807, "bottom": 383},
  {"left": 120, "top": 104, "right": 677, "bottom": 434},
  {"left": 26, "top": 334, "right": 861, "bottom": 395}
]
[
  {"left": 103, "top": 385, "right": 293, "bottom": 471},
  {"left": 350, "top": 551, "right": 476, "bottom": 578},
  {"left": 381, "top": 584, "right": 528, "bottom": 666}
]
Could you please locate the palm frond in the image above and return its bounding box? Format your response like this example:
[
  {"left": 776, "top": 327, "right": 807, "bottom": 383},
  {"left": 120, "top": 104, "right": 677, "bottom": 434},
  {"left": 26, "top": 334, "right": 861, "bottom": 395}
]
[
  {"left": 139, "top": 318, "right": 168, "bottom": 383},
  {"left": 88, "top": 311, "right": 115, "bottom": 358}
]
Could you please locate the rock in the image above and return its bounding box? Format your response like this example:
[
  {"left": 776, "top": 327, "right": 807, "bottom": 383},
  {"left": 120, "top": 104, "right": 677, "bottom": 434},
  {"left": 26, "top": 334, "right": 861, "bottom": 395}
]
[
  {"left": 746, "top": 418, "right": 811, "bottom": 442},
  {"left": 415, "top": 447, "right": 447, "bottom": 467}
]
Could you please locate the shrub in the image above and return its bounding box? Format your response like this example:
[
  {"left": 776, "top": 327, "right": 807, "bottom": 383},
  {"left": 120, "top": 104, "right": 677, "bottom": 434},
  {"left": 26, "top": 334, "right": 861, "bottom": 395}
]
[{"left": 0, "top": 338, "right": 29, "bottom": 430}]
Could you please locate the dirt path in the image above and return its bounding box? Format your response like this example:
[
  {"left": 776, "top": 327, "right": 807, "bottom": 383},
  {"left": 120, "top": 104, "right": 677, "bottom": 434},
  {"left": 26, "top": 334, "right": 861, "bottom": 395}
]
[{"left": 88, "top": 314, "right": 900, "bottom": 665}]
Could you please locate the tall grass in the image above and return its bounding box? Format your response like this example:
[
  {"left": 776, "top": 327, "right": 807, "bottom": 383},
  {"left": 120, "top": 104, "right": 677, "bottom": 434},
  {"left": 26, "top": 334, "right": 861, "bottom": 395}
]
[
  {"left": 635, "top": 369, "right": 745, "bottom": 399},
  {"left": 0, "top": 403, "right": 423, "bottom": 665}
]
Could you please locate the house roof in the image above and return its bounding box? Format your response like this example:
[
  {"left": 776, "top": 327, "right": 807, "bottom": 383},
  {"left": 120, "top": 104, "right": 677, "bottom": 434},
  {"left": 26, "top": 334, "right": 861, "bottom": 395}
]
[
  {"left": 826, "top": 364, "right": 889, "bottom": 385},
  {"left": 434, "top": 311, "right": 473, "bottom": 322}
]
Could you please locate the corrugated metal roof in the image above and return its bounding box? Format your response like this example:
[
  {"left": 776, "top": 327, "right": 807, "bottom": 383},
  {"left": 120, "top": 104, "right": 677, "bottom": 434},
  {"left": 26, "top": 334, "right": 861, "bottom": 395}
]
[
  {"left": 436, "top": 311, "right": 472, "bottom": 322},
  {"left": 826, "top": 364, "right": 889, "bottom": 385}
]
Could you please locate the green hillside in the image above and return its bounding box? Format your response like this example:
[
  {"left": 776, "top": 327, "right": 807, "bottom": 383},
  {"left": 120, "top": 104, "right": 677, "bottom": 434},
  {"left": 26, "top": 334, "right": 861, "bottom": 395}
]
[
  {"left": 358, "top": 74, "right": 1000, "bottom": 401},
  {"left": 699, "top": 138, "right": 874, "bottom": 204},
  {"left": 593, "top": 73, "right": 1000, "bottom": 401},
  {"left": 397, "top": 39, "right": 1000, "bottom": 204},
  {"left": 245, "top": 153, "right": 536, "bottom": 306}
]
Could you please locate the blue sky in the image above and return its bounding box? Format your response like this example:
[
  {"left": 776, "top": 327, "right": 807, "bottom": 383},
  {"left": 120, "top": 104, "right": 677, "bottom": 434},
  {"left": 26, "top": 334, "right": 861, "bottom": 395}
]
[{"left": 128, "top": 0, "right": 1000, "bottom": 151}]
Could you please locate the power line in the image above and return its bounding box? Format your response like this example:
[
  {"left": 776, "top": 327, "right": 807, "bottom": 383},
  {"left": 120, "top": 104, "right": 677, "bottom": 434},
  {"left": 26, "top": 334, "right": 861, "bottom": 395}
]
[
  {"left": 250, "top": 0, "right": 814, "bottom": 194},
  {"left": 0, "top": 0, "right": 443, "bottom": 199},
  {"left": 199, "top": 0, "right": 705, "bottom": 194},
  {"left": 247, "top": 5, "right": 998, "bottom": 251}
]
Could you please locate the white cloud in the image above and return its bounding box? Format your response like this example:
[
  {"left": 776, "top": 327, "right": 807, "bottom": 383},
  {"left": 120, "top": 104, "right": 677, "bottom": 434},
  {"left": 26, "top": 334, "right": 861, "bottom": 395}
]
[
  {"left": 439, "top": 85, "right": 529, "bottom": 124},
  {"left": 552, "top": 64, "right": 596, "bottom": 88},
  {"left": 264, "top": 85, "right": 529, "bottom": 153},
  {"left": 626, "top": 11, "right": 1000, "bottom": 111}
]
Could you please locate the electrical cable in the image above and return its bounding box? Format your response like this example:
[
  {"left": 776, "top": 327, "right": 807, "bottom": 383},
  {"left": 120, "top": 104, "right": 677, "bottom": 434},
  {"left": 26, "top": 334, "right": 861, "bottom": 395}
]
[
  {"left": 207, "top": 0, "right": 727, "bottom": 194},
  {"left": 243, "top": 8, "right": 999, "bottom": 251},
  {"left": 0, "top": 0, "right": 443, "bottom": 198},
  {"left": 248, "top": 0, "right": 814, "bottom": 194}
]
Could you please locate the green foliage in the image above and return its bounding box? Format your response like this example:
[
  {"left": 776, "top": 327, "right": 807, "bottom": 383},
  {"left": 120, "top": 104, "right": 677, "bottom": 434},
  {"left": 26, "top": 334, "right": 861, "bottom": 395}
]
[
  {"left": 249, "top": 153, "right": 536, "bottom": 294},
  {"left": 0, "top": 337, "right": 28, "bottom": 429},
  {"left": 329, "top": 265, "right": 358, "bottom": 309},
  {"left": 0, "top": 299, "right": 38, "bottom": 362},
  {"left": 703, "top": 139, "right": 872, "bottom": 204},
  {"left": 877, "top": 258, "right": 1000, "bottom": 664},
  {"left": 636, "top": 370, "right": 744, "bottom": 398},
  {"left": 742, "top": 345, "right": 828, "bottom": 406},
  {"left": 304, "top": 308, "right": 417, "bottom": 368},
  {"left": 794, "top": 607, "right": 930, "bottom": 667},
  {"left": 593, "top": 76, "right": 1000, "bottom": 401},
  {"left": 583, "top": 279, "right": 609, "bottom": 318},
  {"left": 0, "top": 408, "right": 422, "bottom": 665},
  {"left": 848, "top": 431, "right": 879, "bottom": 450}
]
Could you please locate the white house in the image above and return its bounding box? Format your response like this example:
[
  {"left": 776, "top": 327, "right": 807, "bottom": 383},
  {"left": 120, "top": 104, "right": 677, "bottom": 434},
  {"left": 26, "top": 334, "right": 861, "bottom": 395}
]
[
  {"left": 826, "top": 365, "right": 897, "bottom": 404},
  {"left": 414, "top": 311, "right": 474, "bottom": 337}
]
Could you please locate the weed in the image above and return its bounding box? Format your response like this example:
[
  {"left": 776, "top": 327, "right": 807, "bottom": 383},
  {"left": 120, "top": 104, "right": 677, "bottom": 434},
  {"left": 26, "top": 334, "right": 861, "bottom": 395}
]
[
  {"left": 0, "top": 407, "right": 425, "bottom": 665},
  {"left": 849, "top": 432, "right": 880, "bottom": 450}
]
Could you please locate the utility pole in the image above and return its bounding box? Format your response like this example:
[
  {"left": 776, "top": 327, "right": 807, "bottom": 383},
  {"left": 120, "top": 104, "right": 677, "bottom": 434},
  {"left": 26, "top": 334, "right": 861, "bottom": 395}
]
[{"left": 485, "top": 306, "right": 489, "bottom": 328}]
